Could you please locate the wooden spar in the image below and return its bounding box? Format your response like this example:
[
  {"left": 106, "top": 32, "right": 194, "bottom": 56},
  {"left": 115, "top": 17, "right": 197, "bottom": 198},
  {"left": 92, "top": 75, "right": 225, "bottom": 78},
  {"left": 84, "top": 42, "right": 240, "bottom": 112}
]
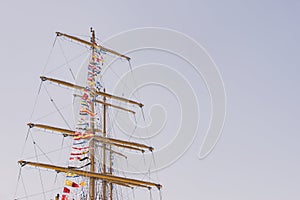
[
  {"left": 27, "top": 123, "right": 101, "bottom": 135},
  {"left": 27, "top": 123, "right": 153, "bottom": 152},
  {"left": 94, "top": 136, "right": 153, "bottom": 152},
  {"left": 27, "top": 123, "right": 74, "bottom": 136},
  {"left": 95, "top": 143, "right": 127, "bottom": 159},
  {"left": 74, "top": 94, "right": 136, "bottom": 114},
  {"left": 18, "top": 160, "right": 162, "bottom": 189},
  {"left": 56, "top": 32, "right": 131, "bottom": 61},
  {"left": 104, "top": 141, "right": 145, "bottom": 153},
  {"left": 97, "top": 90, "right": 143, "bottom": 108},
  {"left": 40, "top": 76, "right": 144, "bottom": 108},
  {"left": 95, "top": 99, "right": 136, "bottom": 114}
]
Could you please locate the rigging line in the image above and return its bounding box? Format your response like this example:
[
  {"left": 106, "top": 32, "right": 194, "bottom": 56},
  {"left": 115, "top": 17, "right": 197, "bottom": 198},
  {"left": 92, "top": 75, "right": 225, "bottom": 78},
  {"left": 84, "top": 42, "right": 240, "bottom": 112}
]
[
  {"left": 42, "top": 35, "right": 57, "bottom": 75},
  {"left": 122, "top": 158, "right": 157, "bottom": 183},
  {"left": 74, "top": 34, "right": 90, "bottom": 39},
  {"left": 141, "top": 106, "right": 146, "bottom": 122},
  {"left": 106, "top": 101, "right": 140, "bottom": 146},
  {"left": 60, "top": 36, "right": 91, "bottom": 51},
  {"left": 149, "top": 188, "right": 153, "bottom": 200},
  {"left": 150, "top": 152, "right": 161, "bottom": 184},
  {"left": 139, "top": 160, "right": 153, "bottom": 182},
  {"left": 128, "top": 60, "right": 142, "bottom": 101},
  {"left": 159, "top": 189, "right": 163, "bottom": 200},
  {"left": 148, "top": 168, "right": 151, "bottom": 182},
  {"left": 34, "top": 141, "right": 53, "bottom": 164},
  {"left": 32, "top": 103, "right": 73, "bottom": 124},
  {"left": 57, "top": 39, "right": 76, "bottom": 81},
  {"left": 105, "top": 64, "right": 140, "bottom": 101},
  {"left": 30, "top": 134, "right": 46, "bottom": 200},
  {"left": 23, "top": 144, "right": 72, "bottom": 161},
  {"left": 13, "top": 167, "right": 22, "bottom": 199},
  {"left": 143, "top": 153, "right": 146, "bottom": 165},
  {"left": 116, "top": 103, "right": 147, "bottom": 146},
  {"left": 128, "top": 60, "right": 133, "bottom": 72},
  {"left": 20, "top": 172, "right": 29, "bottom": 200},
  {"left": 45, "top": 49, "right": 89, "bottom": 76},
  {"left": 151, "top": 151, "right": 157, "bottom": 169},
  {"left": 95, "top": 36, "right": 104, "bottom": 44},
  {"left": 141, "top": 106, "right": 154, "bottom": 147},
  {"left": 29, "top": 80, "right": 43, "bottom": 121},
  {"left": 20, "top": 127, "right": 31, "bottom": 158},
  {"left": 127, "top": 60, "right": 153, "bottom": 146},
  {"left": 43, "top": 85, "right": 72, "bottom": 129},
  {"left": 125, "top": 107, "right": 152, "bottom": 148},
  {"left": 53, "top": 172, "right": 58, "bottom": 188},
  {"left": 57, "top": 136, "right": 65, "bottom": 164},
  {"left": 15, "top": 187, "right": 62, "bottom": 200},
  {"left": 131, "top": 187, "right": 135, "bottom": 198},
  {"left": 106, "top": 106, "right": 116, "bottom": 137},
  {"left": 69, "top": 68, "right": 76, "bottom": 81}
]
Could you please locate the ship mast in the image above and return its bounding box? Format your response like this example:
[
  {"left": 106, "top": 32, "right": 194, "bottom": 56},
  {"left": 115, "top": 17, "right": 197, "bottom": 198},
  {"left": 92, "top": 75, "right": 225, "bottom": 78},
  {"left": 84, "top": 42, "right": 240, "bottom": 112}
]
[
  {"left": 102, "top": 90, "right": 107, "bottom": 200},
  {"left": 89, "top": 27, "right": 96, "bottom": 200},
  {"left": 18, "top": 29, "right": 162, "bottom": 200}
]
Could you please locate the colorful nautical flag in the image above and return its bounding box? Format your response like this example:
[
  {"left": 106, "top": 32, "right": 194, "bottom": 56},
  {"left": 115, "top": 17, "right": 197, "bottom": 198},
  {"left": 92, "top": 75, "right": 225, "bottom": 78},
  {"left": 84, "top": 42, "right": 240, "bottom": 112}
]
[
  {"left": 80, "top": 182, "right": 86, "bottom": 187},
  {"left": 66, "top": 172, "right": 79, "bottom": 178},
  {"left": 65, "top": 179, "right": 80, "bottom": 188},
  {"left": 63, "top": 187, "right": 70, "bottom": 193}
]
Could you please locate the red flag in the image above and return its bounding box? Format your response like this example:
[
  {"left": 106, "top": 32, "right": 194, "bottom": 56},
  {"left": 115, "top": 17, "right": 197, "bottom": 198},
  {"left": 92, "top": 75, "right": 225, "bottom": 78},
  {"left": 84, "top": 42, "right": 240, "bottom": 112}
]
[
  {"left": 72, "top": 182, "right": 80, "bottom": 188},
  {"left": 63, "top": 187, "right": 70, "bottom": 193},
  {"left": 82, "top": 93, "right": 88, "bottom": 100},
  {"left": 62, "top": 194, "right": 68, "bottom": 200}
]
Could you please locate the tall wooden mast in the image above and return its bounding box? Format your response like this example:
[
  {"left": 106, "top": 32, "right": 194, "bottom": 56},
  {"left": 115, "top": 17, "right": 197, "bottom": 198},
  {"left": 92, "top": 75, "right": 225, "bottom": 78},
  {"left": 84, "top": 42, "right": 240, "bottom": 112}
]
[
  {"left": 89, "top": 27, "right": 96, "bottom": 200},
  {"left": 102, "top": 90, "right": 107, "bottom": 200}
]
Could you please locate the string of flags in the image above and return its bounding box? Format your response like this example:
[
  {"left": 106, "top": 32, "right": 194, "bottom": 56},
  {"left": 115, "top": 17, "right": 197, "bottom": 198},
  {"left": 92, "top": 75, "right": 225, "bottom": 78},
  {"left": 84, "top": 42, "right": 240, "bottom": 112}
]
[{"left": 62, "top": 48, "right": 104, "bottom": 200}]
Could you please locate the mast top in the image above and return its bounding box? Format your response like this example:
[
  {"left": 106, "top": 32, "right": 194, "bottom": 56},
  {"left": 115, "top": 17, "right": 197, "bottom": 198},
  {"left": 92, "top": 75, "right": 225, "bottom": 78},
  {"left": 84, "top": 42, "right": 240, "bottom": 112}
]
[
  {"left": 90, "top": 27, "right": 95, "bottom": 44},
  {"left": 55, "top": 30, "right": 131, "bottom": 61}
]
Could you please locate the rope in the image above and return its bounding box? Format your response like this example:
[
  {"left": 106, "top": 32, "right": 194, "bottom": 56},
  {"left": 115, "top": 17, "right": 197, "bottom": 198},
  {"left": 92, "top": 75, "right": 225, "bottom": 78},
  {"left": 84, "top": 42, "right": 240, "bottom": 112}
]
[
  {"left": 22, "top": 144, "right": 72, "bottom": 161},
  {"left": 41, "top": 35, "right": 57, "bottom": 75},
  {"left": 69, "top": 68, "right": 76, "bottom": 81},
  {"left": 128, "top": 59, "right": 142, "bottom": 101},
  {"left": 34, "top": 141, "right": 53, "bottom": 164},
  {"left": 30, "top": 134, "right": 46, "bottom": 200},
  {"left": 60, "top": 35, "right": 91, "bottom": 50},
  {"left": 33, "top": 102, "right": 73, "bottom": 122},
  {"left": 43, "top": 85, "right": 72, "bottom": 129},
  {"left": 159, "top": 189, "right": 163, "bottom": 200},
  {"left": 13, "top": 167, "right": 22, "bottom": 199},
  {"left": 105, "top": 64, "right": 140, "bottom": 100},
  {"left": 58, "top": 39, "right": 77, "bottom": 81},
  {"left": 128, "top": 60, "right": 133, "bottom": 72},
  {"left": 151, "top": 151, "right": 157, "bottom": 168},
  {"left": 15, "top": 187, "right": 61, "bottom": 200},
  {"left": 20, "top": 173, "right": 29, "bottom": 200},
  {"left": 56, "top": 136, "right": 65, "bottom": 165},
  {"left": 149, "top": 188, "right": 153, "bottom": 200},
  {"left": 131, "top": 187, "right": 135, "bottom": 198},
  {"left": 44, "top": 49, "right": 89, "bottom": 76},
  {"left": 19, "top": 127, "right": 31, "bottom": 158},
  {"left": 29, "top": 80, "right": 43, "bottom": 121}
]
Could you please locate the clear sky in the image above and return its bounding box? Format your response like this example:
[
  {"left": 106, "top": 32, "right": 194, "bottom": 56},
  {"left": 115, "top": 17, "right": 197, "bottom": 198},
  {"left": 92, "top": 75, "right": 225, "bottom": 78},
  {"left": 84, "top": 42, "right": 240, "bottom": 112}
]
[{"left": 1, "top": 0, "right": 300, "bottom": 199}]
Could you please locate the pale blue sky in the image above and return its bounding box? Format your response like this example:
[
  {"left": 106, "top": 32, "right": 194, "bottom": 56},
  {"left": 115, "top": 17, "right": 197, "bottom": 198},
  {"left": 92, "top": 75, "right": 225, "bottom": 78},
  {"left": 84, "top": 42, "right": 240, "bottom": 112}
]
[{"left": 1, "top": 0, "right": 300, "bottom": 199}]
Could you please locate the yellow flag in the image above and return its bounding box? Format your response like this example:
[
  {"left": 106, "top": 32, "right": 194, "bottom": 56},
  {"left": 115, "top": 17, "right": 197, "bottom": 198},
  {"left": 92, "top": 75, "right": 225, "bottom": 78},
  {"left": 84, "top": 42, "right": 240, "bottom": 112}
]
[
  {"left": 80, "top": 182, "right": 86, "bottom": 187},
  {"left": 65, "top": 179, "right": 73, "bottom": 187}
]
